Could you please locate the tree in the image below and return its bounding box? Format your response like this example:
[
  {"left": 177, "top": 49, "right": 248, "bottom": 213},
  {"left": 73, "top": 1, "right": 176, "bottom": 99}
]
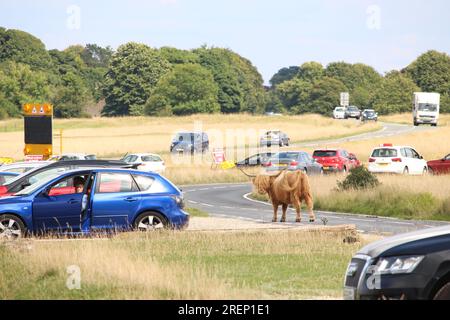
[
  {"left": 145, "top": 64, "right": 220, "bottom": 116},
  {"left": 405, "top": 50, "right": 450, "bottom": 96},
  {"left": 309, "top": 77, "right": 347, "bottom": 115},
  {"left": 0, "top": 28, "right": 53, "bottom": 70},
  {"left": 102, "top": 42, "right": 171, "bottom": 116},
  {"left": 325, "top": 62, "right": 381, "bottom": 90},
  {"left": 52, "top": 72, "right": 91, "bottom": 118},
  {"left": 0, "top": 61, "right": 51, "bottom": 116},
  {"left": 159, "top": 47, "right": 199, "bottom": 65},
  {"left": 370, "top": 71, "right": 420, "bottom": 114},
  {"left": 273, "top": 78, "right": 313, "bottom": 113},
  {"left": 195, "top": 47, "right": 265, "bottom": 114},
  {"left": 269, "top": 66, "right": 300, "bottom": 88},
  {"left": 298, "top": 62, "right": 324, "bottom": 83},
  {"left": 81, "top": 44, "right": 114, "bottom": 68}
]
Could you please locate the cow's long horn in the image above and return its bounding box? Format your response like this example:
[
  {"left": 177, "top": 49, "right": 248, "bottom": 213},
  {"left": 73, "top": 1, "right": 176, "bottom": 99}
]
[{"left": 238, "top": 168, "right": 257, "bottom": 178}]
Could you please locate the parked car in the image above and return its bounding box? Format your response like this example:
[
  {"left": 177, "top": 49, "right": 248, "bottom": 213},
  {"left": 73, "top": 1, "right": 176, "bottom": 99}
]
[
  {"left": 427, "top": 153, "right": 450, "bottom": 175},
  {"left": 0, "top": 168, "right": 189, "bottom": 238},
  {"left": 312, "top": 149, "right": 359, "bottom": 173},
  {"left": 333, "top": 107, "right": 347, "bottom": 119},
  {"left": 0, "top": 161, "right": 51, "bottom": 174},
  {"left": 264, "top": 151, "right": 323, "bottom": 175},
  {"left": 368, "top": 144, "right": 428, "bottom": 175},
  {"left": 260, "top": 130, "right": 290, "bottom": 147},
  {"left": 50, "top": 153, "right": 97, "bottom": 161},
  {"left": 235, "top": 152, "right": 275, "bottom": 167},
  {"left": 170, "top": 132, "right": 209, "bottom": 154},
  {"left": 361, "top": 109, "right": 378, "bottom": 122},
  {"left": 344, "top": 225, "right": 450, "bottom": 300},
  {"left": 0, "top": 172, "right": 19, "bottom": 185},
  {"left": 345, "top": 106, "right": 361, "bottom": 120},
  {"left": 0, "top": 160, "right": 136, "bottom": 197},
  {"left": 121, "top": 153, "right": 166, "bottom": 173}
]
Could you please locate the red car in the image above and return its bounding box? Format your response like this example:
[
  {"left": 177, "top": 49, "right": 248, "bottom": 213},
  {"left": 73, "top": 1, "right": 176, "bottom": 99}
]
[
  {"left": 427, "top": 154, "right": 450, "bottom": 175},
  {"left": 312, "top": 149, "right": 360, "bottom": 173}
]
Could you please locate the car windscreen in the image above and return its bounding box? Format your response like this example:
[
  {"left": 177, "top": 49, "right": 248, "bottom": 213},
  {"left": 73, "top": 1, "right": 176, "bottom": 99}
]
[
  {"left": 271, "top": 152, "right": 298, "bottom": 161},
  {"left": 14, "top": 172, "right": 63, "bottom": 196},
  {"left": 348, "top": 107, "right": 358, "bottom": 111},
  {"left": 335, "top": 108, "right": 344, "bottom": 112},
  {"left": 173, "top": 133, "right": 192, "bottom": 142},
  {"left": 141, "top": 155, "right": 162, "bottom": 162},
  {"left": 418, "top": 104, "right": 438, "bottom": 112},
  {"left": 313, "top": 150, "right": 337, "bottom": 157},
  {"left": 371, "top": 148, "right": 398, "bottom": 157},
  {"left": 123, "top": 155, "right": 138, "bottom": 163}
]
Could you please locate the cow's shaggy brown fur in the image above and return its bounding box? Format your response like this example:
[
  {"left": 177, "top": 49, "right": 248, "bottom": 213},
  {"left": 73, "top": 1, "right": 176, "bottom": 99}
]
[{"left": 252, "top": 170, "right": 315, "bottom": 223}]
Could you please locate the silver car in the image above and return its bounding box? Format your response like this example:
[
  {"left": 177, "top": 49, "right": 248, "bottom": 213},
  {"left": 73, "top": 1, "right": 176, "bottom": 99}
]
[{"left": 260, "top": 130, "right": 290, "bottom": 147}]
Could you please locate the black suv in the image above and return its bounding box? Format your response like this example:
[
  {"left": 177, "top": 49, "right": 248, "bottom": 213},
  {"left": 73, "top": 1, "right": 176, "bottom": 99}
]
[
  {"left": 170, "top": 132, "right": 209, "bottom": 154},
  {"left": 0, "top": 160, "right": 135, "bottom": 196},
  {"left": 344, "top": 226, "right": 450, "bottom": 300}
]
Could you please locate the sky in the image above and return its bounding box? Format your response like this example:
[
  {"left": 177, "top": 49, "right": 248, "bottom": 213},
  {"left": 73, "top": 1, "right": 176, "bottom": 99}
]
[{"left": 0, "top": 0, "right": 449, "bottom": 84}]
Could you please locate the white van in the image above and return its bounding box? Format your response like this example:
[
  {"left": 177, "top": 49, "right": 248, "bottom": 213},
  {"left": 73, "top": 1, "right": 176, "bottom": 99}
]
[{"left": 413, "top": 92, "right": 440, "bottom": 126}]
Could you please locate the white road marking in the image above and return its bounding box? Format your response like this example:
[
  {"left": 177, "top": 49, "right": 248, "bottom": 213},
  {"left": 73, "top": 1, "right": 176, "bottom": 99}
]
[
  {"left": 188, "top": 200, "right": 198, "bottom": 204},
  {"left": 200, "top": 203, "right": 214, "bottom": 207}
]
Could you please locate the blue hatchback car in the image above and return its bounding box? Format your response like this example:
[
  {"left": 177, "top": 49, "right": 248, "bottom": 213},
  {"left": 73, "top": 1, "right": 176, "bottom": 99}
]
[{"left": 0, "top": 168, "right": 189, "bottom": 239}]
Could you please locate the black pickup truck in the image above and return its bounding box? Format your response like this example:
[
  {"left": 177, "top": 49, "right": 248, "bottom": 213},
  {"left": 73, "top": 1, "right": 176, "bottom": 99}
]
[{"left": 344, "top": 225, "right": 450, "bottom": 300}]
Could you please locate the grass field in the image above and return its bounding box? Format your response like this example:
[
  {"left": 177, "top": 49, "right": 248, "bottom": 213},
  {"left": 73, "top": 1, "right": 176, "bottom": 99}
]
[
  {"left": 0, "top": 229, "right": 376, "bottom": 300},
  {"left": 0, "top": 114, "right": 379, "bottom": 160},
  {"left": 251, "top": 174, "right": 450, "bottom": 221}
]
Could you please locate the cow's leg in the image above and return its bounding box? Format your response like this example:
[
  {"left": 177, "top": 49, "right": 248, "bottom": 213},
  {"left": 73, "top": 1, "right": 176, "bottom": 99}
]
[
  {"left": 304, "top": 194, "right": 315, "bottom": 222},
  {"left": 293, "top": 195, "right": 302, "bottom": 223},
  {"left": 272, "top": 203, "right": 279, "bottom": 223},
  {"left": 280, "top": 204, "right": 288, "bottom": 223}
]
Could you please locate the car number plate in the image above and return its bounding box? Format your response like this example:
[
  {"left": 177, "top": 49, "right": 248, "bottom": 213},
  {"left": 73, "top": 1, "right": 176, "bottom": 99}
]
[
  {"left": 323, "top": 166, "right": 330, "bottom": 170},
  {"left": 378, "top": 163, "right": 389, "bottom": 166}
]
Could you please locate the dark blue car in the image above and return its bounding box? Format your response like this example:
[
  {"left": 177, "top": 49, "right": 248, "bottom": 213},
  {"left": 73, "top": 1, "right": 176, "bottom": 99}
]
[{"left": 0, "top": 168, "right": 189, "bottom": 239}]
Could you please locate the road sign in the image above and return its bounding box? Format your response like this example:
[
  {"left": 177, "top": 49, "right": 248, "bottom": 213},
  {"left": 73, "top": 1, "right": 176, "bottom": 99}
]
[
  {"left": 23, "top": 103, "right": 53, "bottom": 160},
  {"left": 212, "top": 148, "right": 225, "bottom": 164},
  {"left": 340, "top": 92, "right": 350, "bottom": 107}
]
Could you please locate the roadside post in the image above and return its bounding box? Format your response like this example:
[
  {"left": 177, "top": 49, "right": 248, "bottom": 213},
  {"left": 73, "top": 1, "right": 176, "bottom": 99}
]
[{"left": 23, "top": 103, "right": 53, "bottom": 160}]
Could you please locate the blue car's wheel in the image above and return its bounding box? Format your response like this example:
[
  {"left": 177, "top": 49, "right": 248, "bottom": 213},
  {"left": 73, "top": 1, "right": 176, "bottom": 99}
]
[
  {"left": 0, "top": 214, "right": 26, "bottom": 240},
  {"left": 134, "top": 212, "right": 168, "bottom": 232}
]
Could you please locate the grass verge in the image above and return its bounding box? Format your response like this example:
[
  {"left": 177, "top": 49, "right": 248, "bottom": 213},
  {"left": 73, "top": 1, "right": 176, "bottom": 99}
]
[{"left": 0, "top": 230, "right": 369, "bottom": 299}]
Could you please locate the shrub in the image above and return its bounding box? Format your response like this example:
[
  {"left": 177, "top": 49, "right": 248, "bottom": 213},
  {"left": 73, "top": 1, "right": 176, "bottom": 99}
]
[{"left": 337, "top": 166, "right": 380, "bottom": 191}]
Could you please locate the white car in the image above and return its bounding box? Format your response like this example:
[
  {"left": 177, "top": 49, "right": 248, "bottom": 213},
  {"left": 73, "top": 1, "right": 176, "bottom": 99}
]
[
  {"left": 333, "top": 107, "right": 347, "bottom": 119},
  {"left": 368, "top": 144, "right": 428, "bottom": 175},
  {"left": 0, "top": 161, "right": 51, "bottom": 174},
  {"left": 121, "top": 153, "right": 166, "bottom": 173}
]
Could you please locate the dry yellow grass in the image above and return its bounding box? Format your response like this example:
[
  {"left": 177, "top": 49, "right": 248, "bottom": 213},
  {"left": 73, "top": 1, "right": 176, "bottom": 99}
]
[
  {"left": 0, "top": 114, "right": 379, "bottom": 160},
  {"left": 1, "top": 229, "right": 373, "bottom": 299},
  {"left": 307, "top": 174, "right": 450, "bottom": 200}
]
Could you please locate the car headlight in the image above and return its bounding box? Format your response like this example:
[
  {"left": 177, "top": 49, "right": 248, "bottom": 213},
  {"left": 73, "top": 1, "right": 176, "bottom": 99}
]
[{"left": 373, "top": 256, "right": 424, "bottom": 275}]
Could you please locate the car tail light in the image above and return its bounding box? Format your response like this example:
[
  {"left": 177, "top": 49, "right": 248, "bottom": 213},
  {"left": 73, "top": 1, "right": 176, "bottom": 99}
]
[
  {"left": 0, "top": 186, "right": 7, "bottom": 194},
  {"left": 290, "top": 161, "right": 298, "bottom": 166},
  {"left": 392, "top": 158, "right": 402, "bottom": 163},
  {"left": 263, "top": 161, "right": 272, "bottom": 167},
  {"left": 369, "top": 158, "right": 376, "bottom": 163}
]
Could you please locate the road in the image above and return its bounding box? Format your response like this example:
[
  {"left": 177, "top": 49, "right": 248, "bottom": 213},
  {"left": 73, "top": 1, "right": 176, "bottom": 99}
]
[{"left": 183, "top": 122, "right": 447, "bottom": 235}]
